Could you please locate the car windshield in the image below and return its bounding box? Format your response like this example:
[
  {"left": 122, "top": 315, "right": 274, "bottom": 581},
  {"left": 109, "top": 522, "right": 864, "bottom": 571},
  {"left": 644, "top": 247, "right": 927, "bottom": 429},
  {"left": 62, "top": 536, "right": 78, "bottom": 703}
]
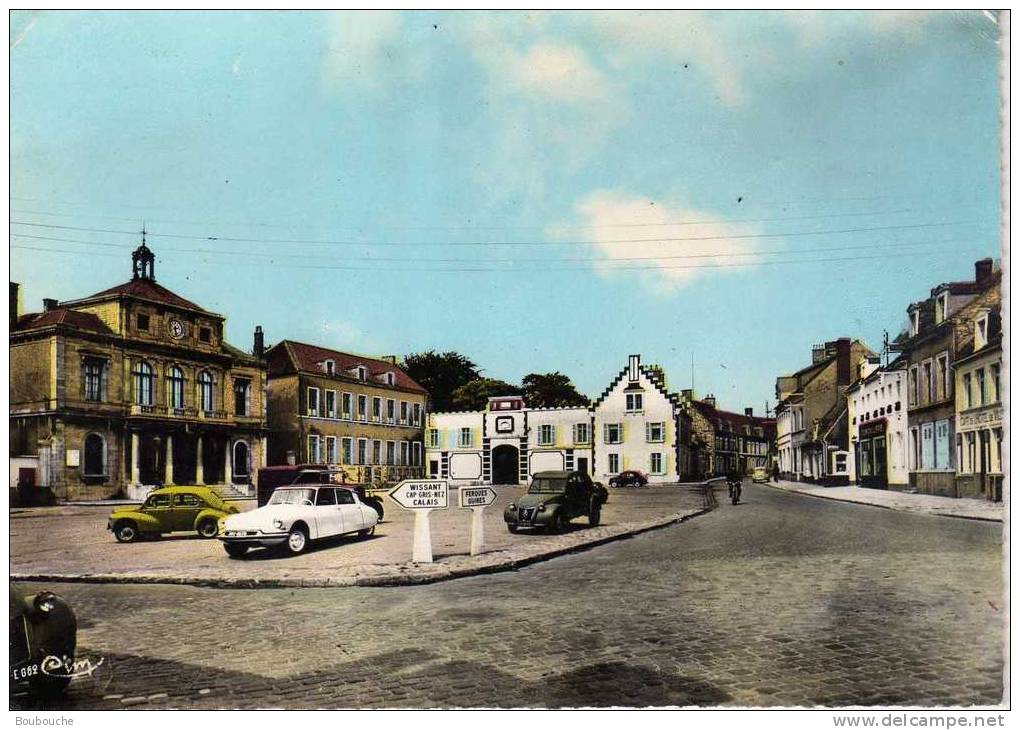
[
  {"left": 529, "top": 478, "right": 566, "bottom": 494},
  {"left": 268, "top": 488, "right": 316, "bottom": 506}
]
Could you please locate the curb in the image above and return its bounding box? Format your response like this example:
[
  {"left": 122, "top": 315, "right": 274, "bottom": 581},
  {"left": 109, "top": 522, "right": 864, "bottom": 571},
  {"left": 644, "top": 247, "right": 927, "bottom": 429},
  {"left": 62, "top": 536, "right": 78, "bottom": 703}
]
[
  {"left": 11, "top": 506, "right": 713, "bottom": 589},
  {"left": 763, "top": 483, "right": 1003, "bottom": 523}
]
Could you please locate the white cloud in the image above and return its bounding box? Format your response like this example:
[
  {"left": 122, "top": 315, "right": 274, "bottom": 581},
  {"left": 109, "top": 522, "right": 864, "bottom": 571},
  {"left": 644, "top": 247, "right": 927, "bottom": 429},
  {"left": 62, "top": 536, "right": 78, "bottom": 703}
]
[
  {"left": 563, "top": 190, "right": 763, "bottom": 295},
  {"left": 473, "top": 38, "right": 613, "bottom": 104}
]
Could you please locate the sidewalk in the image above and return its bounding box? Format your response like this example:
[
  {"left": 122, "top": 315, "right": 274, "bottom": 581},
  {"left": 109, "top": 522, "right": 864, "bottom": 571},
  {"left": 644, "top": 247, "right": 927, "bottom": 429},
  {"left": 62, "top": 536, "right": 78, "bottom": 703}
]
[
  {"left": 766, "top": 480, "right": 1004, "bottom": 522},
  {"left": 10, "top": 483, "right": 714, "bottom": 588}
]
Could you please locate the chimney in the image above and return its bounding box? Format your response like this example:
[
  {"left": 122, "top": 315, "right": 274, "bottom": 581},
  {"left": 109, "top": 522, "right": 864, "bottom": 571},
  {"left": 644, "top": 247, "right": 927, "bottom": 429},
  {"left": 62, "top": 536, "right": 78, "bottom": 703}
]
[
  {"left": 811, "top": 344, "right": 826, "bottom": 363},
  {"left": 43, "top": 298, "right": 59, "bottom": 312},
  {"left": 745, "top": 407, "right": 754, "bottom": 417},
  {"left": 680, "top": 388, "right": 694, "bottom": 403},
  {"left": 704, "top": 394, "right": 716, "bottom": 409},
  {"left": 253, "top": 325, "right": 264, "bottom": 359},
  {"left": 628, "top": 354, "right": 640, "bottom": 382},
  {"left": 381, "top": 355, "right": 397, "bottom": 365},
  {"left": 834, "top": 337, "right": 852, "bottom": 385},
  {"left": 975, "top": 258, "right": 994, "bottom": 284},
  {"left": 9, "top": 282, "right": 19, "bottom": 329}
]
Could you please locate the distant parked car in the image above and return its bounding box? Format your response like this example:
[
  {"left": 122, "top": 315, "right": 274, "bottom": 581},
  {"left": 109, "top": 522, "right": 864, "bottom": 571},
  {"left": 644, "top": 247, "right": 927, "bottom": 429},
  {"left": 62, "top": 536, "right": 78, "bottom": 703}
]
[
  {"left": 257, "top": 465, "right": 385, "bottom": 522},
  {"left": 219, "top": 484, "right": 379, "bottom": 557},
  {"left": 609, "top": 470, "right": 649, "bottom": 488},
  {"left": 752, "top": 467, "right": 769, "bottom": 483},
  {"left": 504, "top": 470, "right": 609, "bottom": 534},
  {"left": 108, "top": 486, "right": 240, "bottom": 543},
  {"left": 10, "top": 583, "right": 77, "bottom": 697}
]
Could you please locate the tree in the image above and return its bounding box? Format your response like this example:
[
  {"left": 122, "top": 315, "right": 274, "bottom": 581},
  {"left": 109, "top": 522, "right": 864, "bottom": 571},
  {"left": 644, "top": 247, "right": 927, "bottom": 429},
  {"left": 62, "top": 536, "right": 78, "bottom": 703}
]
[
  {"left": 450, "top": 378, "right": 522, "bottom": 411},
  {"left": 401, "top": 351, "right": 481, "bottom": 412},
  {"left": 521, "top": 372, "right": 590, "bottom": 409}
]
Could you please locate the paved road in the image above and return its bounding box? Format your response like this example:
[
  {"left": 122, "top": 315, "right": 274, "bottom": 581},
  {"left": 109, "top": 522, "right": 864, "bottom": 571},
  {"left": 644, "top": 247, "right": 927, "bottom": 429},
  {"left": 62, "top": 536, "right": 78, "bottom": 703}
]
[{"left": 12, "top": 484, "right": 1004, "bottom": 709}]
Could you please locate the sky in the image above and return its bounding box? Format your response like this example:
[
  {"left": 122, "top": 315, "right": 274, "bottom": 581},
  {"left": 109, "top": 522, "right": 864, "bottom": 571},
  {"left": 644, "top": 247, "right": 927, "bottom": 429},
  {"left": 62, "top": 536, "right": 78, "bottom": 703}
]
[{"left": 9, "top": 10, "right": 1004, "bottom": 414}]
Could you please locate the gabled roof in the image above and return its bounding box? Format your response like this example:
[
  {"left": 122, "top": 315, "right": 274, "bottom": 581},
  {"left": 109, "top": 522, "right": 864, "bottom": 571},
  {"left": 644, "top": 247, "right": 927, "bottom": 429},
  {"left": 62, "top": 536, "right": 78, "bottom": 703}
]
[
  {"left": 77, "top": 278, "right": 211, "bottom": 313},
  {"left": 270, "top": 340, "right": 427, "bottom": 394},
  {"left": 13, "top": 309, "right": 112, "bottom": 334},
  {"left": 591, "top": 363, "right": 678, "bottom": 409}
]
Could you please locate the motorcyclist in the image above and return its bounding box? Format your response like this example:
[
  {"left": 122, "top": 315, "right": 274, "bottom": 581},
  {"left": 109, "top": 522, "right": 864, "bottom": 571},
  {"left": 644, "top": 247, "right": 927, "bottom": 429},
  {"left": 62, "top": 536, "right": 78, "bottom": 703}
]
[{"left": 726, "top": 468, "right": 743, "bottom": 503}]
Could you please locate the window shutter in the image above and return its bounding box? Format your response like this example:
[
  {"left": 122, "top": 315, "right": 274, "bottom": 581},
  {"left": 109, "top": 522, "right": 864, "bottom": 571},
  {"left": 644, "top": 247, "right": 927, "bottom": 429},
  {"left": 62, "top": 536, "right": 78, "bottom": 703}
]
[
  {"left": 645, "top": 423, "right": 651, "bottom": 442},
  {"left": 603, "top": 424, "right": 609, "bottom": 443},
  {"left": 245, "top": 383, "right": 252, "bottom": 416}
]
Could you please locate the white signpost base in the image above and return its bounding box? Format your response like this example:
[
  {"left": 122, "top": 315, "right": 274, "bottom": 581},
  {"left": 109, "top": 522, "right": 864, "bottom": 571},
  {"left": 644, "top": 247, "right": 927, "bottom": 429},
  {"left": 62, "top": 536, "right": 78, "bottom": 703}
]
[
  {"left": 412, "top": 509, "right": 434, "bottom": 563},
  {"left": 470, "top": 507, "right": 485, "bottom": 556}
]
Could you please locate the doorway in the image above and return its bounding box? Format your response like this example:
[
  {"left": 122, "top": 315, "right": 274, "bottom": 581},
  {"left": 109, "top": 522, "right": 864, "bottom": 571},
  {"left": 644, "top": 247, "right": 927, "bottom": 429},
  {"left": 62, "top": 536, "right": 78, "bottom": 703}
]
[{"left": 491, "top": 444, "right": 520, "bottom": 485}]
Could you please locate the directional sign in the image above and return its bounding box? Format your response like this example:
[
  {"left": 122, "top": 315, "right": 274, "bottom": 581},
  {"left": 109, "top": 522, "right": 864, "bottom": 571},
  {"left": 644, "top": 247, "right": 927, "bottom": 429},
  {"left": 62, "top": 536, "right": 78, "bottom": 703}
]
[
  {"left": 389, "top": 480, "right": 449, "bottom": 510},
  {"left": 459, "top": 486, "right": 497, "bottom": 509}
]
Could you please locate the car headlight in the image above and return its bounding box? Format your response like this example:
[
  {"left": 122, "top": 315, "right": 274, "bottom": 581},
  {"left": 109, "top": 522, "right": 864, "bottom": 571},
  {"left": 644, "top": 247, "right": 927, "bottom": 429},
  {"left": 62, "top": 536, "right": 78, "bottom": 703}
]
[
  {"left": 272, "top": 519, "right": 286, "bottom": 530},
  {"left": 537, "top": 504, "right": 546, "bottom": 512},
  {"left": 507, "top": 503, "right": 516, "bottom": 511},
  {"left": 33, "top": 592, "right": 58, "bottom": 614}
]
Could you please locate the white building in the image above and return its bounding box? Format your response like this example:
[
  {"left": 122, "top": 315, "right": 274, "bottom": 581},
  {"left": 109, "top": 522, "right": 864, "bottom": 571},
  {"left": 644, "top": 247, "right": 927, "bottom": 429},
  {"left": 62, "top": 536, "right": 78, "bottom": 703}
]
[
  {"left": 426, "top": 355, "right": 687, "bottom": 486},
  {"left": 846, "top": 357, "right": 908, "bottom": 488}
]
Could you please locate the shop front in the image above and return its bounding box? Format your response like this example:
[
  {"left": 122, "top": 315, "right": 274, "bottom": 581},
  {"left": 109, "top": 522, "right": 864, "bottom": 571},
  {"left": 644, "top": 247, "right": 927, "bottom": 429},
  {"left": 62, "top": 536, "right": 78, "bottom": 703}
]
[{"left": 856, "top": 419, "right": 888, "bottom": 489}]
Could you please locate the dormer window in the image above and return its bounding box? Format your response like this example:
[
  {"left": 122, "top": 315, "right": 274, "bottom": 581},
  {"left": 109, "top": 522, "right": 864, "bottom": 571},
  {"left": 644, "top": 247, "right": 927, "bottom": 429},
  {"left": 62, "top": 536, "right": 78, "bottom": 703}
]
[
  {"left": 357, "top": 366, "right": 366, "bottom": 381},
  {"left": 975, "top": 312, "right": 989, "bottom": 351},
  {"left": 934, "top": 292, "right": 949, "bottom": 324},
  {"left": 323, "top": 360, "right": 336, "bottom": 375},
  {"left": 909, "top": 308, "right": 920, "bottom": 337},
  {"left": 385, "top": 372, "right": 395, "bottom": 386}
]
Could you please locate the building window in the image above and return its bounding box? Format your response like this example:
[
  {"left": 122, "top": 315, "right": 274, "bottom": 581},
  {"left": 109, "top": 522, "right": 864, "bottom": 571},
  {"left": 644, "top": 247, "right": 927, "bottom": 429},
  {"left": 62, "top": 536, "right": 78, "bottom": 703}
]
[
  {"left": 198, "top": 370, "right": 214, "bottom": 413},
  {"left": 646, "top": 422, "right": 665, "bottom": 443},
  {"left": 386, "top": 372, "right": 395, "bottom": 386},
  {"left": 82, "top": 357, "right": 106, "bottom": 403},
  {"left": 372, "top": 440, "right": 382, "bottom": 464},
  {"left": 975, "top": 315, "right": 989, "bottom": 350},
  {"left": 608, "top": 453, "right": 620, "bottom": 473},
  {"left": 936, "top": 353, "right": 950, "bottom": 400},
  {"left": 400, "top": 441, "right": 409, "bottom": 465},
  {"left": 400, "top": 401, "right": 409, "bottom": 423},
  {"left": 341, "top": 437, "right": 353, "bottom": 464},
  {"left": 357, "top": 439, "right": 367, "bottom": 465},
  {"left": 922, "top": 361, "right": 933, "bottom": 403},
  {"left": 387, "top": 399, "right": 395, "bottom": 422},
  {"left": 199, "top": 327, "right": 211, "bottom": 343},
  {"left": 458, "top": 427, "right": 472, "bottom": 448},
  {"left": 427, "top": 429, "right": 440, "bottom": 448},
  {"left": 976, "top": 368, "right": 987, "bottom": 406},
  {"left": 372, "top": 397, "right": 382, "bottom": 421},
  {"left": 991, "top": 364, "right": 1000, "bottom": 403},
  {"left": 650, "top": 452, "right": 663, "bottom": 474},
  {"left": 412, "top": 442, "right": 421, "bottom": 467},
  {"left": 307, "top": 387, "right": 320, "bottom": 417},
  {"left": 307, "top": 435, "right": 321, "bottom": 464},
  {"left": 934, "top": 292, "right": 948, "bottom": 324},
  {"left": 133, "top": 361, "right": 154, "bottom": 406},
  {"left": 604, "top": 423, "right": 622, "bottom": 444},
  {"left": 83, "top": 433, "right": 105, "bottom": 477},
  {"left": 573, "top": 423, "right": 590, "bottom": 445},
  {"left": 386, "top": 441, "right": 396, "bottom": 466},
  {"left": 233, "top": 441, "right": 250, "bottom": 480},
  {"left": 964, "top": 373, "right": 973, "bottom": 409},
  {"left": 412, "top": 403, "right": 422, "bottom": 425},
  {"left": 326, "top": 390, "right": 337, "bottom": 418},
  {"left": 909, "top": 366, "right": 919, "bottom": 406},
  {"left": 137, "top": 313, "right": 150, "bottom": 332},
  {"left": 357, "top": 366, "right": 367, "bottom": 381},
  {"left": 325, "top": 436, "right": 337, "bottom": 464},
  {"left": 909, "top": 309, "right": 920, "bottom": 337},
  {"left": 167, "top": 366, "right": 186, "bottom": 410},
  {"left": 234, "top": 378, "right": 252, "bottom": 416},
  {"left": 324, "top": 360, "right": 335, "bottom": 375},
  {"left": 538, "top": 424, "right": 555, "bottom": 445},
  {"left": 357, "top": 395, "right": 368, "bottom": 420},
  {"left": 625, "top": 393, "right": 643, "bottom": 412},
  {"left": 342, "top": 392, "right": 353, "bottom": 419}
]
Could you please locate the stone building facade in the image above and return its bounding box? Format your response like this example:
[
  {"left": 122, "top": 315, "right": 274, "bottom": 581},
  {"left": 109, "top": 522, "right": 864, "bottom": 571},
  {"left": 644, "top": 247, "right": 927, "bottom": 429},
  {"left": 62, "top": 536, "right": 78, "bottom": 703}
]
[
  {"left": 846, "top": 356, "right": 909, "bottom": 489},
  {"left": 9, "top": 240, "right": 267, "bottom": 501},
  {"left": 683, "top": 393, "right": 776, "bottom": 477},
  {"left": 265, "top": 340, "right": 427, "bottom": 487},
  {"left": 891, "top": 258, "right": 1001, "bottom": 497}
]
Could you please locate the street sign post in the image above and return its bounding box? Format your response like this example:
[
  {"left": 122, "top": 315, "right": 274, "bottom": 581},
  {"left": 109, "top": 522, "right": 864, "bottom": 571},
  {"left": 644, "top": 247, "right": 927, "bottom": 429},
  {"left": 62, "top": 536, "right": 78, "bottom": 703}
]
[
  {"left": 458, "top": 486, "right": 497, "bottom": 556},
  {"left": 389, "top": 480, "right": 448, "bottom": 563}
]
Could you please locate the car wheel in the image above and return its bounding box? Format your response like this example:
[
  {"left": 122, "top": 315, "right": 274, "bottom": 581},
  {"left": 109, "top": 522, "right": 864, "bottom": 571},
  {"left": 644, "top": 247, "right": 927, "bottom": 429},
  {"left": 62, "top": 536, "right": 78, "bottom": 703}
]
[
  {"left": 589, "top": 503, "right": 602, "bottom": 527},
  {"left": 549, "top": 512, "right": 569, "bottom": 534},
  {"left": 285, "top": 525, "right": 308, "bottom": 555},
  {"left": 197, "top": 519, "right": 219, "bottom": 538},
  {"left": 358, "top": 526, "right": 375, "bottom": 538},
  {"left": 223, "top": 543, "right": 248, "bottom": 559},
  {"left": 114, "top": 521, "right": 138, "bottom": 543},
  {"left": 507, "top": 524, "right": 518, "bottom": 534},
  {"left": 609, "top": 478, "right": 619, "bottom": 488}
]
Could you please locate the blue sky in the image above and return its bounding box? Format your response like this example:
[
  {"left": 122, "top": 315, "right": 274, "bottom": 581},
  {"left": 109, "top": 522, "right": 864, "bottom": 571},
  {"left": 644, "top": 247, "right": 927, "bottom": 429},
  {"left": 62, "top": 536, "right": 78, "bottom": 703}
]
[{"left": 10, "top": 10, "right": 1003, "bottom": 413}]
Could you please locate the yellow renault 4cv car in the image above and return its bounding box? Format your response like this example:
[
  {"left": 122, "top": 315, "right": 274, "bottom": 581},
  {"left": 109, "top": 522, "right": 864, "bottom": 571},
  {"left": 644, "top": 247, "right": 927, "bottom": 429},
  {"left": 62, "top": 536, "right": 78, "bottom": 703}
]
[{"left": 108, "top": 486, "right": 240, "bottom": 542}]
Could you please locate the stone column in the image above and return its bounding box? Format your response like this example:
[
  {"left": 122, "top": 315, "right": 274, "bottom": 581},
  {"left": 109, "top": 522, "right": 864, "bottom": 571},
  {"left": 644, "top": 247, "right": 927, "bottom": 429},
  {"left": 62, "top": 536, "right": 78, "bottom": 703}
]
[
  {"left": 130, "top": 432, "right": 140, "bottom": 484},
  {"left": 195, "top": 436, "right": 204, "bottom": 485},
  {"left": 224, "top": 439, "right": 232, "bottom": 485},
  {"left": 164, "top": 434, "right": 174, "bottom": 486}
]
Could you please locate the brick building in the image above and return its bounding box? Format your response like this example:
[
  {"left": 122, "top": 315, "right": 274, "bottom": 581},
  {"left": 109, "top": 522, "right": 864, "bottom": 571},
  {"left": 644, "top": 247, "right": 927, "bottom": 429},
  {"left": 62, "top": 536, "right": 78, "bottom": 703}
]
[
  {"left": 682, "top": 393, "right": 776, "bottom": 477},
  {"left": 9, "top": 239, "right": 267, "bottom": 501},
  {"left": 265, "top": 341, "right": 427, "bottom": 487},
  {"left": 891, "top": 258, "right": 1001, "bottom": 497},
  {"left": 775, "top": 338, "right": 876, "bottom": 484}
]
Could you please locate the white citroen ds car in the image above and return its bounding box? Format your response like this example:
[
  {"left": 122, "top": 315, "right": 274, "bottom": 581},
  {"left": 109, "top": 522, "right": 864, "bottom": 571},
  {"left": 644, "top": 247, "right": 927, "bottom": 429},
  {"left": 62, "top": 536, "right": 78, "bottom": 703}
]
[{"left": 219, "top": 485, "right": 378, "bottom": 558}]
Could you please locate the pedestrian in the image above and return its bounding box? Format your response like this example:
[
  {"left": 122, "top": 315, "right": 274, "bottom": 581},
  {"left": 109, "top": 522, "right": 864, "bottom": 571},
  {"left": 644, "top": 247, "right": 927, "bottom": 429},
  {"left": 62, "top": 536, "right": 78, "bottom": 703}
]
[{"left": 772, "top": 462, "right": 780, "bottom": 482}]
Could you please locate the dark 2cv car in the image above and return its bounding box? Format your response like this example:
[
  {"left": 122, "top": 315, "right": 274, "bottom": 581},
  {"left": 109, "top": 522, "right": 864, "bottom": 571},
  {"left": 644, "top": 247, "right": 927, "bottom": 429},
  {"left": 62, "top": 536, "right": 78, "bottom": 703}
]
[
  {"left": 504, "top": 470, "right": 608, "bottom": 534},
  {"left": 10, "top": 583, "right": 77, "bottom": 697}
]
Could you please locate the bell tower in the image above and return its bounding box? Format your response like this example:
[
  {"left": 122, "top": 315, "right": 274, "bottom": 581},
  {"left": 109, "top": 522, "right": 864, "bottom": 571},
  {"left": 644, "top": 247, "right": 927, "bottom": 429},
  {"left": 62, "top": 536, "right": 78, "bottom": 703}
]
[{"left": 131, "top": 226, "right": 156, "bottom": 281}]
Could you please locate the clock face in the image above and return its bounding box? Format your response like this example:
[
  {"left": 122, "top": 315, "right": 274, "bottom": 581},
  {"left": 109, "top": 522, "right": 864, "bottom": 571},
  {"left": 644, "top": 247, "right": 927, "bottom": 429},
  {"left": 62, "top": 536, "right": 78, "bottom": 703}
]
[{"left": 168, "top": 319, "right": 186, "bottom": 340}]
